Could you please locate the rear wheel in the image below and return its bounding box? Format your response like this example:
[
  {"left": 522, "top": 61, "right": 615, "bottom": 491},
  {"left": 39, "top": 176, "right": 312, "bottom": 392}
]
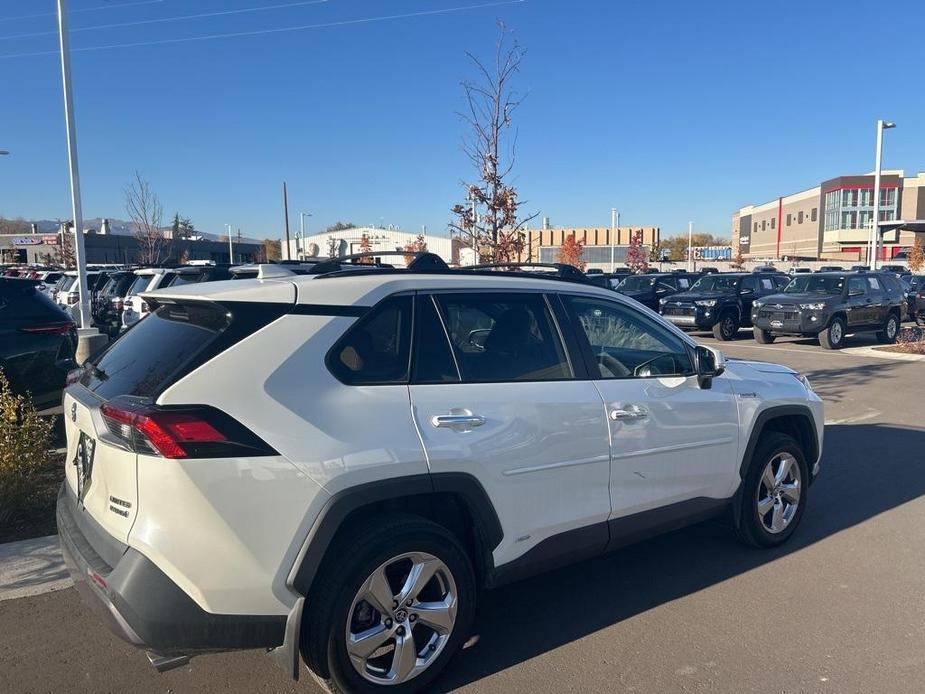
[
  {"left": 712, "top": 311, "right": 739, "bottom": 341},
  {"left": 736, "top": 432, "right": 808, "bottom": 548},
  {"left": 819, "top": 316, "right": 846, "bottom": 349},
  {"left": 877, "top": 313, "right": 900, "bottom": 343},
  {"left": 303, "top": 515, "right": 476, "bottom": 693},
  {"left": 753, "top": 327, "right": 775, "bottom": 344}
]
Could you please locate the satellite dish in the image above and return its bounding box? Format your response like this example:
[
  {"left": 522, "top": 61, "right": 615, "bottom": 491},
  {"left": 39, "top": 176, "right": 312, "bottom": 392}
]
[{"left": 307, "top": 242, "right": 320, "bottom": 256}]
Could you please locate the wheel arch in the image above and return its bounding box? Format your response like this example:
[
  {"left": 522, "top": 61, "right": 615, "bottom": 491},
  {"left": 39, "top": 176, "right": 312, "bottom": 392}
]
[
  {"left": 290, "top": 473, "right": 503, "bottom": 600},
  {"left": 738, "top": 405, "right": 819, "bottom": 482}
]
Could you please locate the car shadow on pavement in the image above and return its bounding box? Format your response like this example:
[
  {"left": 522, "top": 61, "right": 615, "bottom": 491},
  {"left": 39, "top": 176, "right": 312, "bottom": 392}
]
[
  {"left": 804, "top": 360, "right": 906, "bottom": 404},
  {"left": 436, "top": 422, "right": 925, "bottom": 692}
]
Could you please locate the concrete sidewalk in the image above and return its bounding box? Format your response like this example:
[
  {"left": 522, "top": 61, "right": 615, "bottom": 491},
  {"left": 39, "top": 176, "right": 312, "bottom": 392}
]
[{"left": 0, "top": 535, "right": 71, "bottom": 601}]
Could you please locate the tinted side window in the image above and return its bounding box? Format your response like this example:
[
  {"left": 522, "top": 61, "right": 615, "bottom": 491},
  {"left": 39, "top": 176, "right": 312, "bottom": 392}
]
[
  {"left": 564, "top": 296, "right": 694, "bottom": 379},
  {"left": 412, "top": 296, "right": 459, "bottom": 383},
  {"left": 740, "top": 276, "right": 759, "bottom": 292},
  {"left": 848, "top": 277, "right": 867, "bottom": 296},
  {"left": 435, "top": 293, "right": 571, "bottom": 383},
  {"left": 329, "top": 295, "right": 412, "bottom": 385},
  {"left": 866, "top": 277, "right": 883, "bottom": 292}
]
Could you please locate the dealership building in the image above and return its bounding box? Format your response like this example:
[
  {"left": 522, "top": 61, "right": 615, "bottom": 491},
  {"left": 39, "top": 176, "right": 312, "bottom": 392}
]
[
  {"left": 524, "top": 225, "right": 661, "bottom": 269},
  {"left": 733, "top": 170, "right": 925, "bottom": 262}
]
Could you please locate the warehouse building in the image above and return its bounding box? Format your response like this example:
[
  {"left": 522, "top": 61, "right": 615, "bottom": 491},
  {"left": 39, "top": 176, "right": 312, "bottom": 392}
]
[
  {"left": 733, "top": 170, "right": 925, "bottom": 262},
  {"left": 286, "top": 227, "right": 465, "bottom": 266},
  {"left": 524, "top": 225, "right": 660, "bottom": 269}
]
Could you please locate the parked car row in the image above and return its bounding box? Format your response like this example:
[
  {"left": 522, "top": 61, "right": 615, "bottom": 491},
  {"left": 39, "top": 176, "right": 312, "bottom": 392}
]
[{"left": 607, "top": 268, "right": 920, "bottom": 350}]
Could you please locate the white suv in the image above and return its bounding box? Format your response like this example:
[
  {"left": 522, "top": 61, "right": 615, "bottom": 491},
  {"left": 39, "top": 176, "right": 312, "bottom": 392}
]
[
  {"left": 120, "top": 268, "right": 176, "bottom": 329},
  {"left": 58, "top": 257, "right": 823, "bottom": 693}
]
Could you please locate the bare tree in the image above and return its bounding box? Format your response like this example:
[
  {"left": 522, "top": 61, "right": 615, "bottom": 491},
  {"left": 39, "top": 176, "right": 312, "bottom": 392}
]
[
  {"left": 450, "top": 22, "right": 538, "bottom": 263},
  {"left": 125, "top": 171, "right": 169, "bottom": 264}
]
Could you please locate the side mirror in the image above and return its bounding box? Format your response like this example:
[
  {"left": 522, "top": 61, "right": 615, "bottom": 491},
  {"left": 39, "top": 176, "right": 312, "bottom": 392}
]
[{"left": 695, "top": 345, "right": 725, "bottom": 389}]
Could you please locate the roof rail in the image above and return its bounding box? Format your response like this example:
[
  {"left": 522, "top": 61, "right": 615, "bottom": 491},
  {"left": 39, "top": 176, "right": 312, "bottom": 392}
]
[
  {"left": 458, "top": 262, "right": 591, "bottom": 283},
  {"left": 309, "top": 251, "right": 448, "bottom": 276}
]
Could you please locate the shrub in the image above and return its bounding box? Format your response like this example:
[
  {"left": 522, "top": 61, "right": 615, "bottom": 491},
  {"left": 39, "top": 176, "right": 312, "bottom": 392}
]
[{"left": 0, "top": 370, "right": 55, "bottom": 526}]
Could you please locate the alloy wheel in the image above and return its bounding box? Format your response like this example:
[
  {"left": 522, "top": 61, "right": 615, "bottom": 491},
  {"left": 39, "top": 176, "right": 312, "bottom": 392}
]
[
  {"left": 887, "top": 317, "right": 898, "bottom": 339},
  {"left": 756, "top": 452, "right": 801, "bottom": 534},
  {"left": 345, "top": 552, "right": 458, "bottom": 686},
  {"left": 830, "top": 321, "right": 843, "bottom": 345},
  {"left": 723, "top": 316, "right": 736, "bottom": 338}
]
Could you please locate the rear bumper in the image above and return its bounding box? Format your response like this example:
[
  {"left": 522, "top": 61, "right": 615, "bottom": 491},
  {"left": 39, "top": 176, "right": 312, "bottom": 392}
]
[{"left": 56, "top": 483, "right": 286, "bottom": 655}]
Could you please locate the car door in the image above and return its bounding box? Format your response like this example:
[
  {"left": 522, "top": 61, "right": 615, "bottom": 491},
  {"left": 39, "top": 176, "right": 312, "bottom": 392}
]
[
  {"left": 559, "top": 293, "right": 740, "bottom": 524},
  {"left": 846, "top": 276, "right": 870, "bottom": 327},
  {"left": 864, "top": 276, "right": 888, "bottom": 325},
  {"left": 409, "top": 291, "right": 612, "bottom": 570},
  {"left": 738, "top": 275, "right": 760, "bottom": 319}
]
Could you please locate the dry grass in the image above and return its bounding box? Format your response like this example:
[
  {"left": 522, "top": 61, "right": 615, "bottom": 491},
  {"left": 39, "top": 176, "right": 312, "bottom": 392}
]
[{"left": 875, "top": 327, "right": 925, "bottom": 355}]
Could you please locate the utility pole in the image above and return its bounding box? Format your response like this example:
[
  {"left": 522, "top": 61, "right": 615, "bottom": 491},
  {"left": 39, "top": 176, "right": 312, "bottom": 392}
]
[
  {"left": 687, "top": 221, "right": 694, "bottom": 272},
  {"left": 226, "top": 224, "right": 233, "bottom": 264},
  {"left": 282, "top": 181, "right": 291, "bottom": 261},
  {"left": 56, "top": 0, "right": 104, "bottom": 360}
]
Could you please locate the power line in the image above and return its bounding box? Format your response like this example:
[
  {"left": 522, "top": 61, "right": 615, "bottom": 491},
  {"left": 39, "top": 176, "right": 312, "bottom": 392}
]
[
  {"left": 0, "top": 0, "right": 525, "bottom": 59},
  {"left": 0, "top": 0, "right": 166, "bottom": 24},
  {"left": 0, "top": 0, "right": 329, "bottom": 41}
]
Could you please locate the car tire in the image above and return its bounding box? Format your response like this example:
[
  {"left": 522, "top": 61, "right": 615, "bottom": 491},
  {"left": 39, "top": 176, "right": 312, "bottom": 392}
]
[
  {"left": 753, "top": 327, "right": 776, "bottom": 344},
  {"left": 916, "top": 313, "right": 925, "bottom": 327},
  {"left": 877, "top": 313, "right": 900, "bottom": 344},
  {"left": 735, "top": 432, "right": 809, "bottom": 548},
  {"left": 819, "top": 316, "right": 846, "bottom": 349},
  {"left": 303, "top": 514, "right": 476, "bottom": 694},
  {"left": 712, "top": 311, "right": 739, "bottom": 341}
]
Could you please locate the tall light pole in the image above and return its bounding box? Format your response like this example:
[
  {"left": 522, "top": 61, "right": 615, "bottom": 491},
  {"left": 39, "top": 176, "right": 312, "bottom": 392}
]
[
  {"left": 57, "top": 0, "right": 104, "bottom": 360},
  {"left": 610, "top": 208, "right": 618, "bottom": 272},
  {"left": 870, "top": 120, "right": 896, "bottom": 269},
  {"left": 226, "top": 224, "right": 233, "bottom": 264},
  {"left": 687, "top": 221, "right": 694, "bottom": 272},
  {"left": 282, "top": 181, "right": 291, "bottom": 260}
]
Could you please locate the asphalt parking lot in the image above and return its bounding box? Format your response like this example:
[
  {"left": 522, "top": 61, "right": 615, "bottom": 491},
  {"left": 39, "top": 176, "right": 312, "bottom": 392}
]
[{"left": 2, "top": 330, "right": 924, "bottom": 694}]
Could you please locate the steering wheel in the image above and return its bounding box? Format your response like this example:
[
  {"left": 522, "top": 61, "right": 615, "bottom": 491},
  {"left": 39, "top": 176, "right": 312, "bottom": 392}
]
[{"left": 599, "top": 353, "right": 631, "bottom": 378}]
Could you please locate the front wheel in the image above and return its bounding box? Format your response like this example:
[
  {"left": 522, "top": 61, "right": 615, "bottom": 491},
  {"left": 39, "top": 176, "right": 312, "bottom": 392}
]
[
  {"left": 819, "top": 316, "right": 846, "bottom": 349},
  {"left": 753, "top": 327, "right": 776, "bottom": 344},
  {"left": 735, "top": 432, "right": 809, "bottom": 548},
  {"left": 712, "top": 312, "right": 739, "bottom": 341},
  {"left": 877, "top": 313, "right": 900, "bottom": 344},
  {"left": 303, "top": 515, "right": 476, "bottom": 693}
]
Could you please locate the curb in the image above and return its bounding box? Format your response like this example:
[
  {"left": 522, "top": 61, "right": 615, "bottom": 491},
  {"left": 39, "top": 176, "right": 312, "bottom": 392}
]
[{"left": 0, "top": 534, "right": 71, "bottom": 601}]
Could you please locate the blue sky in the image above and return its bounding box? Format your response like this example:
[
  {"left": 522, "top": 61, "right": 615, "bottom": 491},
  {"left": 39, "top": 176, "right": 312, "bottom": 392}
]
[{"left": 1, "top": 0, "right": 923, "bottom": 241}]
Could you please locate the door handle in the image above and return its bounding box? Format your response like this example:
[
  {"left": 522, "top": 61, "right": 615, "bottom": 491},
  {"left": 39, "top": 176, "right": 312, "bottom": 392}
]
[
  {"left": 610, "top": 404, "right": 649, "bottom": 421},
  {"left": 431, "top": 409, "right": 486, "bottom": 431}
]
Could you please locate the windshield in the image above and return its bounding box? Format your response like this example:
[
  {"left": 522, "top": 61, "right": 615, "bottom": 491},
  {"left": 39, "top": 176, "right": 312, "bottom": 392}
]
[
  {"left": 127, "top": 274, "right": 153, "bottom": 296},
  {"left": 617, "top": 275, "right": 657, "bottom": 291},
  {"left": 59, "top": 276, "right": 77, "bottom": 292},
  {"left": 167, "top": 271, "right": 206, "bottom": 286},
  {"left": 690, "top": 275, "right": 740, "bottom": 292},
  {"left": 784, "top": 275, "right": 845, "bottom": 294}
]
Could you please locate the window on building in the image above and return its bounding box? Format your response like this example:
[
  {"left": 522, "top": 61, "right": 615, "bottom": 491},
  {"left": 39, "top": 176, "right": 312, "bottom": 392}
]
[
  {"left": 798, "top": 211, "right": 804, "bottom": 224},
  {"left": 786, "top": 213, "right": 792, "bottom": 226},
  {"left": 761, "top": 220, "right": 766, "bottom": 231},
  {"left": 770, "top": 218, "right": 776, "bottom": 230},
  {"left": 754, "top": 222, "right": 758, "bottom": 233},
  {"left": 811, "top": 208, "right": 818, "bottom": 222}
]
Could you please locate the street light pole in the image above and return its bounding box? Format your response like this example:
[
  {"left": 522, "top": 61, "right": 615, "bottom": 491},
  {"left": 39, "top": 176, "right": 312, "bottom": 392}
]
[
  {"left": 299, "top": 211, "right": 311, "bottom": 259},
  {"left": 226, "top": 224, "right": 233, "bottom": 264},
  {"left": 610, "top": 208, "right": 617, "bottom": 272},
  {"left": 56, "top": 0, "right": 105, "bottom": 360},
  {"left": 282, "top": 182, "right": 291, "bottom": 261},
  {"left": 870, "top": 119, "right": 896, "bottom": 270}
]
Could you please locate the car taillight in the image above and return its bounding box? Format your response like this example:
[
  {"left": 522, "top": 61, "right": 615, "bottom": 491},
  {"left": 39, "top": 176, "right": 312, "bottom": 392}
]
[
  {"left": 114, "top": 298, "right": 124, "bottom": 311},
  {"left": 67, "top": 293, "right": 78, "bottom": 305},
  {"left": 19, "top": 321, "right": 76, "bottom": 335},
  {"left": 100, "top": 400, "right": 276, "bottom": 459},
  {"left": 140, "top": 301, "right": 149, "bottom": 314}
]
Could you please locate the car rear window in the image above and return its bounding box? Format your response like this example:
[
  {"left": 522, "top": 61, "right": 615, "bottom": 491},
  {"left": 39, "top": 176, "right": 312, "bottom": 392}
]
[
  {"left": 168, "top": 271, "right": 206, "bottom": 286},
  {"left": 0, "top": 281, "right": 71, "bottom": 321},
  {"left": 80, "top": 302, "right": 229, "bottom": 400},
  {"left": 127, "top": 274, "right": 153, "bottom": 295}
]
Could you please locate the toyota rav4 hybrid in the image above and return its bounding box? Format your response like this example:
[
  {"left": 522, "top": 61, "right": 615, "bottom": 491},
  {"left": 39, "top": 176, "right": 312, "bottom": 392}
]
[
  {"left": 57, "top": 257, "right": 824, "bottom": 693},
  {"left": 751, "top": 271, "right": 906, "bottom": 349},
  {"left": 659, "top": 271, "right": 789, "bottom": 340}
]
